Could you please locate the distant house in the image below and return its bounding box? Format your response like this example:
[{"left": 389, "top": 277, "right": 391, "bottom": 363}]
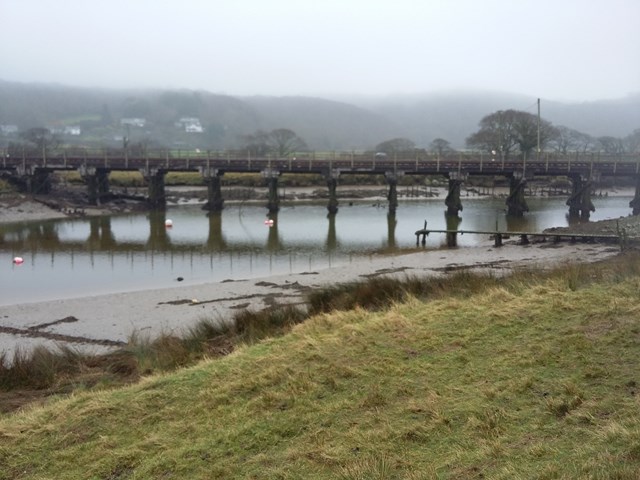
[
  {"left": 176, "top": 117, "right": 203, "bottom": 133},
  {"left": 121, "top": 118, "right": 146, "bottom": 127},
  {"left": 64, "top": 126, "right": 82, "bottom": 136},
  {"left": 0, "top": 125, "right": 18, "bottom": 134}
]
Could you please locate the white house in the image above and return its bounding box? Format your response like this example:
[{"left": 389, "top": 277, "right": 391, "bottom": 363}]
[{"left": 121, "top": 118, "right": 146, "bottom": 127}]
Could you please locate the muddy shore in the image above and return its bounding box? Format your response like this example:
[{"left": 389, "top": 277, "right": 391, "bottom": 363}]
[{"left": 1, "top": 186, "right": 638, "bottom": 358}]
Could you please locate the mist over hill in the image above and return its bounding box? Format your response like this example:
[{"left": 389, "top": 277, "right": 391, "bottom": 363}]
[{"left": 0, "top": 80, "right": 638, "bottom": 151}]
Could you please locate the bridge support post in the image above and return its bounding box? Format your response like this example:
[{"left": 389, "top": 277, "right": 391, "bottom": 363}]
[
  {"left": 385, "top": 171, "right": 401, "bottom": 214},
  {"left": 445, "top": 172, "right": 465, "bottom": 216},
  {"left": 567, "top": 174, "right": 595, "bottom": 220},
  {"left": 445, "top": 213, "right": 462, "bottom": 247},
  {"left": 200, "top": 167, "right": 224, "bottom": 212},
  {"left": 141, "top": 168, "right": 167, "bottom": 209},
  {"left": 30, "top": 168, "right": 52, "bottom": 195},
  {"left": 506, "top": 172, "right": 529, "bottom": 217},
  {"left": 262, "top": 169, "right": 281, "bottom": 214},
  {"left": 326, "top": 170, "right": 340, "bottom": 215},
  {"left": 79, "top": 166, "right": 110, "bottom": 205},
  {"left": 630, "top": 176, "right": 640, "bottom": 215},
  {"left": 15, "top": 166, "right": 52, "bottom": 194}
]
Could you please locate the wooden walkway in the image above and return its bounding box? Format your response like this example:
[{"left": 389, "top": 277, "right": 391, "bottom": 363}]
[{"left": 415, "top": 224, "right": 620, "bottom": 247}]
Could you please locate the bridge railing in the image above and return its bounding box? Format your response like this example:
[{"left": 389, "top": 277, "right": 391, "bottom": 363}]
[{"left": 1, "top": 147, "right": 639, "bottom": 175}]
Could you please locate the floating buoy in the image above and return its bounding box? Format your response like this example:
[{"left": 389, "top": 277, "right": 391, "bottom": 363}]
[
  {"left": 13, "top": 256, "right": 24, "bottom": 265},
  {"left": 165, "top": 219, "right": 173, "bottom": 228},
  {"left": 264, "top": 219, "right": 274, "bottom": 227}
]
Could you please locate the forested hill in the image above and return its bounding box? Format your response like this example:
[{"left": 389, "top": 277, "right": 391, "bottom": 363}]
[{"left": 0, "top": 80, "right": 638, "bottom": 150}]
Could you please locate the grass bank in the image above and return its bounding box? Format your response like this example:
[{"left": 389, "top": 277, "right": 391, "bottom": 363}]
[{"left": 2, "top": 254, "right": 640, "bottom": 478}]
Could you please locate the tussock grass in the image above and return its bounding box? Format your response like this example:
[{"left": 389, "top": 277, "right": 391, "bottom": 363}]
[
  {"left": 2, "top": 252, "right": 640, "bottom": 478},
  {"left": 0, "top": 307, "right": 308, "bottom": 410}
]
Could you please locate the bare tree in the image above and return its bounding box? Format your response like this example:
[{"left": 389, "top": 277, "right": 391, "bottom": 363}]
[
  {"left": 624, "top": 129, "right": 640, "bottom": 154},
  {"left": 550, "top": 126, "right": 596, "bottom": 154},
  {"left": 375, "top": 137, "right": 415, "bottom": 154},
  {"left": 240, "top": 130, "right": 271, "bottom": 156},
  {"left": 597, "top": 136, "right": 626, "bottom": 154},
  {"left": 466, "top": 109, "right": 557, "bottom": 159},
  {"left": 268, "top": 128, "right": 307, "bottom": 157},
  {"left": 240, "top": 129, "right": 307, "bottom": 157},
  {"left": 19, "top": 127, "right": 60, "bottom": 153},
  {"left": 429, "top": 138, "right": 453, "bottom": 156}
]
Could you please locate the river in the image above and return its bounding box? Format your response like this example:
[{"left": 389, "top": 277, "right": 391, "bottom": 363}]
[{"left": 0, "top": 195, "right": 633, "bottom": 306}]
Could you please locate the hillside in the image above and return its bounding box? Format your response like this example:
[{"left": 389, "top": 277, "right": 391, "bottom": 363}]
[
  {"left": 0, "top": 80, "right": 638, "bottom": 151},
  {"left": 2, "top": 255, "right": 640, "bottom": 479}
]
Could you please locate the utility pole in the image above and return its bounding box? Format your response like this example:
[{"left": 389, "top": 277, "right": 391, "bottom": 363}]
[{"left": 537, "top": 98, "right": 541, "bottom": 161}]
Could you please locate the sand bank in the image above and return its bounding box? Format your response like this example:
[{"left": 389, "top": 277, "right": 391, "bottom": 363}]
[{"left": 0, "top": 240, "right": 621, "bottom": 358}]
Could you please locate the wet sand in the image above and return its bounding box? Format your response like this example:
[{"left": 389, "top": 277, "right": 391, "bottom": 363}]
[{"left": 0, "top": 240, "right": 621, "bottom": 358}]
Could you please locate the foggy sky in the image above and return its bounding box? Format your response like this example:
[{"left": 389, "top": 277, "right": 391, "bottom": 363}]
[{"left": 1, "top": 0, "right": 638, "bottom": 102}]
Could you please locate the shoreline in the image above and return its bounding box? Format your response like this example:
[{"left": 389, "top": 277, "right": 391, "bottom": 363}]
[
  {"left": 0, "top": 240, "right": 623, "bottom": 358},
  {"left": 0, "top": 186, "right": 637, "bottom": 357}
]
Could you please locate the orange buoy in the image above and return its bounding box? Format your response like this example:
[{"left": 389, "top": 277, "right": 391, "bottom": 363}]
[{"left": 13, "top": 256, "right": 24, "bottom": 265}]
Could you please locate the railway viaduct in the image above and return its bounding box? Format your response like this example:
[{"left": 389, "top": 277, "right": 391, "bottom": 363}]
[{"left": 2, "top": 149, "right": 640, "bottom": 219}]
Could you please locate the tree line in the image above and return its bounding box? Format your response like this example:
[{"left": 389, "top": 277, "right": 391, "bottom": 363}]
[
  {"left": 7, "top": 110, "right": 640, "bottom": 159},
  {"left": 373, "top": 110, "right": 640, "bottom": 158}
]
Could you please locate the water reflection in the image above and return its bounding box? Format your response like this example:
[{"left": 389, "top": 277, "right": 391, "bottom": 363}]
[
  {"left": 326, "top": 214, "right": 337, "bottom": 251},
  {"left": 0, "top": 196, "right": 634, "bottom": 305},
  {"left": 206, "top": 213, "right": 227, "bottom": 250}
]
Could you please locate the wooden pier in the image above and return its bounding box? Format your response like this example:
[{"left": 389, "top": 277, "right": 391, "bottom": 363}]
[{"left": 414, "top": 222, "right": 621, "bottom": 248}]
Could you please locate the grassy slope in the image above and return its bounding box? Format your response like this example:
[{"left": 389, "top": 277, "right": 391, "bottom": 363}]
[{"left": 2, "top": 264, "right": 640, "bottom": 479}]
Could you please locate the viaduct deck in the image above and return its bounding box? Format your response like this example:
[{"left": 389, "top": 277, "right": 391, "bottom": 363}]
[{"left": 2, "top": 150, "right": 640, "bottom": 178}]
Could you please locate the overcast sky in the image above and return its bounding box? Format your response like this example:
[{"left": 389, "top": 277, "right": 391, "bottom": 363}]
[{"left": 1, "top": 0, "right": 638, "bottom": 102}]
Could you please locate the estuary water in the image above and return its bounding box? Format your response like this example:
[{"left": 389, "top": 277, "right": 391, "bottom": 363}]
[{"left": 0, "top": 195, "right": 633, "bottom": 306}]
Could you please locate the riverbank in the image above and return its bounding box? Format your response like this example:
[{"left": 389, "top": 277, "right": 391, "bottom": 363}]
[
  {"left": 0, "top": 239, "right": 624, "bottom": 359},
  {"left": 1, "top": 186, "right": 638, "bottom": 358}
]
